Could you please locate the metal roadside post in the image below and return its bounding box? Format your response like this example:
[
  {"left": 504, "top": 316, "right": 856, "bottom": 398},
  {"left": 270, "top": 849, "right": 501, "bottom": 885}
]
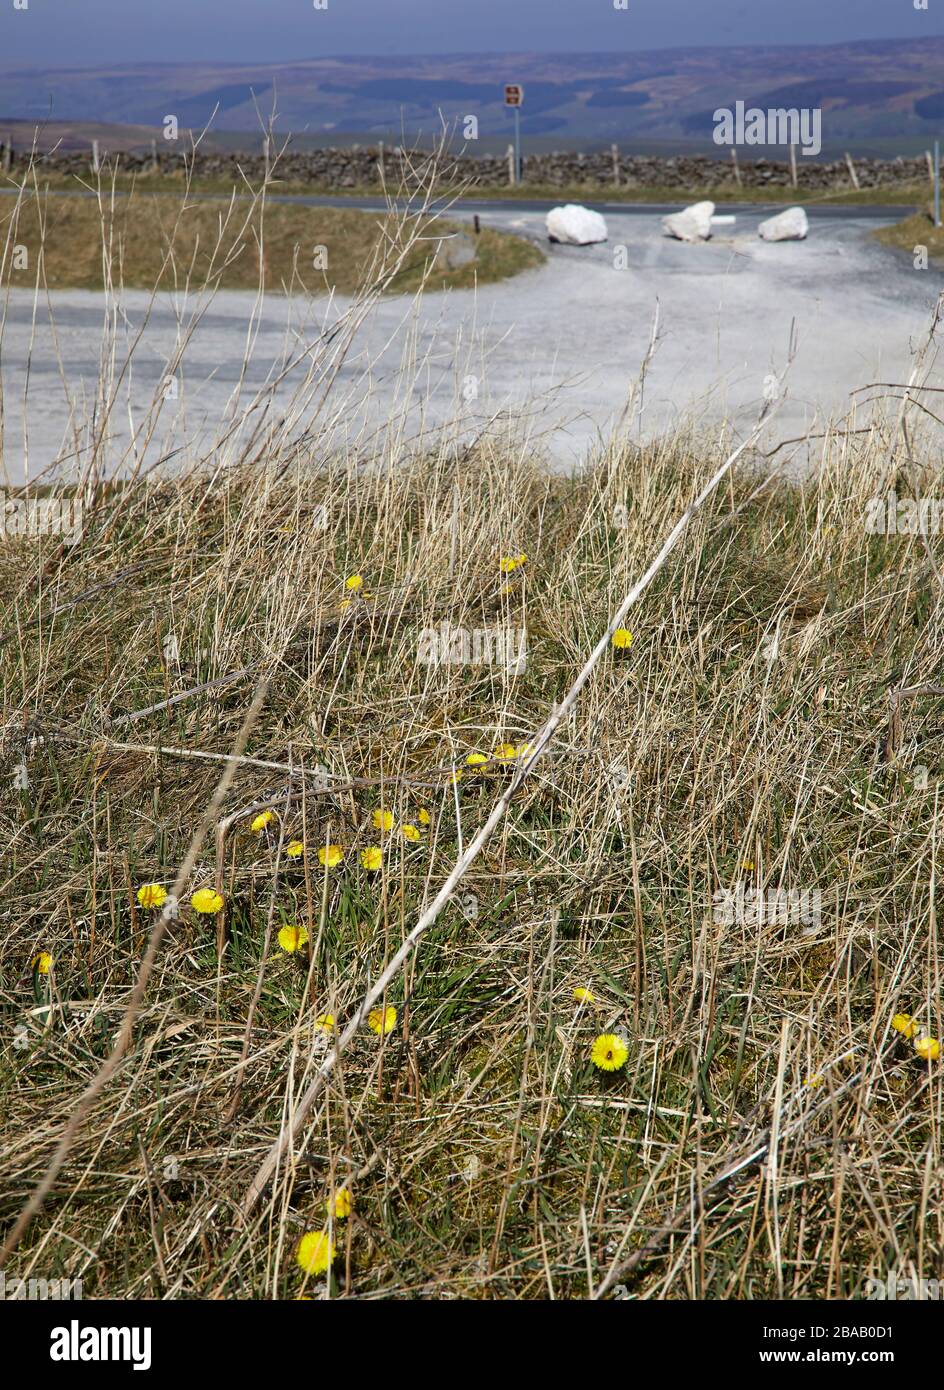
[{"left": 504, "top": 83, "right": 524, "bottom": 186}]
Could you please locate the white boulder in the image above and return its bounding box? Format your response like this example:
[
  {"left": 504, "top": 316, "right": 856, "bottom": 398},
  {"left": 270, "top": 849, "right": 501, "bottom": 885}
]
[
  {"left": 662, "top": 200, "right": 715, "bottom": 242},
  {"left": 546, "top": 204, "right": 608, "bottom": 245},
  {"left": 758, "top": 207, "right": 809, "bottom": 242}
]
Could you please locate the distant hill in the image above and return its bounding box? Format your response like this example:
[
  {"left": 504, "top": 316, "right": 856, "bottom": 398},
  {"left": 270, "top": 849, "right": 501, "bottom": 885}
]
[{"left": 4, "top": 39, "right": 944, "bottom": 156}]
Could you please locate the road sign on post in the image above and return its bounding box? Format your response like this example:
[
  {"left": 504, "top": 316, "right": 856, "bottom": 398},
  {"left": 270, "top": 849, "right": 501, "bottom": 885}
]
[{"left": 504, "top": 84, "right": 524, "bottom": 186}]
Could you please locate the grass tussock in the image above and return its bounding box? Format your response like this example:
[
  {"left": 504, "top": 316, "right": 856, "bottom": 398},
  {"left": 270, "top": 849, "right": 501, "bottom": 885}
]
[
  {"left": 875, "top": 208, "right": 944, "bottom": 265},
  {"left": 2, "top": 415, "right": 944, "bottom": 1299}
]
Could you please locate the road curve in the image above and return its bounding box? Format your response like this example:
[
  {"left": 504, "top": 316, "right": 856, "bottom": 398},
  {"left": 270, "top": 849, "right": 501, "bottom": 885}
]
[{"left": 0, "top": 200, "right": 938, "bottom": 482}]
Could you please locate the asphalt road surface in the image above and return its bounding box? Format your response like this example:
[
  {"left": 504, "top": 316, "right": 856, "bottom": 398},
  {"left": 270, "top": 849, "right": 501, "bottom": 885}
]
[{"left": 0, "top": 199, "right": 939, "bottom": 483}]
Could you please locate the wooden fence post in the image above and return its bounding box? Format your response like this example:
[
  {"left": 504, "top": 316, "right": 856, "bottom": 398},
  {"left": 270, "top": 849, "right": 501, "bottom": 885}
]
[{"left": 730, "top": 148, "right": 742, "bottom": 187}]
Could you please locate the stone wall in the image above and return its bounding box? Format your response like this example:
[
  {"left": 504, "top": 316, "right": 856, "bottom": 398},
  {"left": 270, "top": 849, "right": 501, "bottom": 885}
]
[{"left": 0, "top": 142, "right": 931, "bottom": 192}]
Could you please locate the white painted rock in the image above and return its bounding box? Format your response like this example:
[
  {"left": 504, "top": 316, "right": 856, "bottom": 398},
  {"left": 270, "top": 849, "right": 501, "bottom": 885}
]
[
  {"left": 758, "top": 207, "right": 809, "bottom": 242},
  {"left": 662, "top": 200, "right": 715, "bottom": 242},
  {"left": 546, "top": 204, "right": 608, "bottom": 245}
]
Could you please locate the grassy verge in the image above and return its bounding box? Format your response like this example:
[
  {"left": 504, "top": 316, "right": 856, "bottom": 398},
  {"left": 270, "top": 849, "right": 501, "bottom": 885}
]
[
  {"left": 9, "top": 171, "right": 930, "bottom": 207},
  {"left": 1, "top": 415, "right": 943, "bottom": 1299},
  {"left": 874, "top": 208, "right": 944, "bottom": 264},
  {"left": 1, "top": 188, "right": 544, "bottom": 293}
]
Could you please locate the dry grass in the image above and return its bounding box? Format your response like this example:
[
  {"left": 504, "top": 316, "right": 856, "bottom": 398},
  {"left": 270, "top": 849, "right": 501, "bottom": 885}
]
[
  {"left": 875, "top": 208, "right": 944, "bottom": 266},
  {"left": 0, "top": 149, "right": 942, "bottom": 1302},
  {"left": 25, "top": 167, "right": 931, "bottom": 208},
  {"left": 1, "top": 186, "right": 543, "bottom": 295}
]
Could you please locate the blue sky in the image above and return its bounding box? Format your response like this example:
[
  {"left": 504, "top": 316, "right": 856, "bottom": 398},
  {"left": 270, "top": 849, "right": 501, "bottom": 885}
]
[{"left": 2, "top": 0, "right": 943, "bottom": 66}]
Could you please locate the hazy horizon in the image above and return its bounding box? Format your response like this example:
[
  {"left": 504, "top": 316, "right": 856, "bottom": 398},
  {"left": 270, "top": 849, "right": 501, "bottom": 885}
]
[{"left": 1, "top": 0, "right": 943, "bottom": 67}]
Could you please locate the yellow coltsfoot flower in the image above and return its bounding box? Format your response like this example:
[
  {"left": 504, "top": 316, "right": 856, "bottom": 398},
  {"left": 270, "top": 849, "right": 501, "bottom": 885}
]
[
  {"left": 915, "top": 1035, "right": 941, "bottom": 1062},
  {"left": 317, "top": 845, "right": 344, "bottom": 868},
  {"left": 296, "top": 1230, "right": 336, "bottom": 1276},
  {"left": 326, "top": 1189, "right": 352, "bottom": 1220},
  {"left": 611, "top": 628, "right": 634, "bottom": 650},
  {"left": 278, "top": 925, "right": 309, "bottom": 954},
  {"left": 360, "top": 846, "right": 383, "bottom": 871},
  {"left": 191, "top": 887, "right": 224, "bottom": 914},
  {"left": 136, "top": 883, "right": 167, "bottom": 909},
  {"left": 32, "top": 951, "right": 53, "bottom": 975},
  {"left": 591, "top": 1033, "right": 628, "bottom": 1072},
  {"left": 368, "top": 1005, "right": 397, "bottom": 1036}
]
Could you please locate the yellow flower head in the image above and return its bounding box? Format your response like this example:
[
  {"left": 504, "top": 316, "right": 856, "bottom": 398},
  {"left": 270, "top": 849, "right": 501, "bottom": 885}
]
[
  {"left": 516, "top": 553, "right": 528, "bottom": 566},
  {"left": 417, "top": 808, "right": 431, "bottom": 826},
  {"left": 32, "top": 950, "right": 52, "bottom": 975},
  {"left": 401, "top": 823, "right": 421, "bottom": 843},
  {"left": 495, "top": 743, "right": 531, "bottom": 762},
  {"left": 296, "top": 1230, "right": 336, "bottom": 1276},
  {"left": 611, "top": 628, "right": 634, "bottom": 650},
  {"left": 915, "top": 1035, "right": 941, "bottom": 1062},
  {"left": 318, "top": 844, "right": 344, "bottom": 868},
  {"left": 360, "top": 846, "right": 383, "bottom": 871},
  {"left": 449, "top": 769, "right": 464, "bottom": 785},
  {"left": 805, "top": 1073, "right": 825, "bottom": 1089},
  {"left": 286, "top": 840, "right": 305, "bottom": 860},
  {"left": 278, "top": 924, "right": 309, "bottom": 954},
  {"left": 326, "top": 1189, "right": 352, "bottom": 1220},
  {"left": 316, "top": 1013, "right": 335, "bottom": 1033},
  {"left": 573, "top": 987, "right": 596, "bottom": 1004},
  {"left": 372, "top": 808, "right": 394, "bottom": 832},
  {"left": 368, "top": 1005, "right": 397, "bottom": 1036},
  {"left": 499, "top": 555, "right": 520, "bottom": 574},
  {"left": 250, "top": 810, "right": 275, "bottom": 833},
  {"left": 591, "top": 1033, "right": 628, "bottom": 1072},
  {"left": 191, "top": 887, "right": 224, "bottom": 914},
  {"left": 466, "top": 752, "right": 490, "bottom": 767},
  {"left": 136, "top": 883, "right": 167, "bottom": 909},
  {"left": 344, "top": 574, "right": 363, "bottom": 592},
  {"left": 892, "top": 1013, "right": 919, "bottom": 1038}
]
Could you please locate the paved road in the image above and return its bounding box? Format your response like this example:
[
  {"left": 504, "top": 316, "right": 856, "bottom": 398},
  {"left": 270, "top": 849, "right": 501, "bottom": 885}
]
[
  {"left": 0, "top": 202, "right": 939, "bottom": 483},
  {"left": 284, "top": 195, "right": 919, "bottom": 220},
  {"left": 0, "top": 187, "right": 918, "bottom": 219}
]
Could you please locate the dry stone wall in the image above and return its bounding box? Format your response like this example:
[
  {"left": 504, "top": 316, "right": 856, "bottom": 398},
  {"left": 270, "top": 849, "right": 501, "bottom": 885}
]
[{"left": 0, "top": 142, "right": 930, "bottom": 192}]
